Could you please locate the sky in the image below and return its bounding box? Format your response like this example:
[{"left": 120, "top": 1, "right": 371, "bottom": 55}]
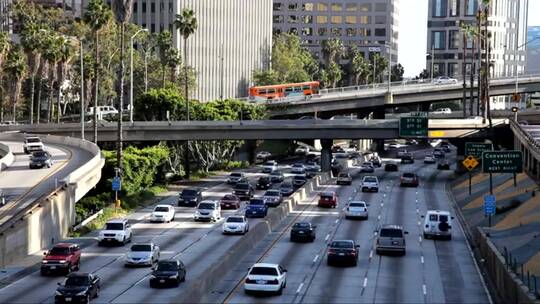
[{"left": 399, "top": 0, "right": 540, "bottom": 78}]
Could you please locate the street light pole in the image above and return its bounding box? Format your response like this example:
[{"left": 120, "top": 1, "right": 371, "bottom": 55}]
[
  {"left": 79, "top": 39, "right": 84, "bottom": 140},
  {"left": 430, "top": 45, "right": 435, "bottom": 82},
  {"left": 129, "top": 28, "right": 148, "bottom": 124}
]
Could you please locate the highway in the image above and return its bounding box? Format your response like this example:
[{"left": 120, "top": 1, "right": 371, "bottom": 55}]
[
  {"left": 0, "top": 140, "right": 93, "bottom": 227},
  {"left": 0, "top": 148, "right": 491, "bottom": 303}
]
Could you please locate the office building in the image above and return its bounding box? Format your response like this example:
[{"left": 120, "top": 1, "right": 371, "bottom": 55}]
[
  {"left": 526, "top": 26, "right": 540, "bottom": 74},
  {"left": 272, "top": 0, "right": 400, "bottom": 66},
  {"left": 426, "top": 0, "right": 528, "bottom": 109},
  {"left": 0, "top": 0, "right": 10, "bottom": 33}
]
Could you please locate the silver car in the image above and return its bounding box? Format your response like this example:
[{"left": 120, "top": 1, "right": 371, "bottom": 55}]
[
  {"left": 375, "top": 225, "right": 408, "bottom": 256},
  {"left": 125, "top": 243, "right": 160, "bottom": 267}
]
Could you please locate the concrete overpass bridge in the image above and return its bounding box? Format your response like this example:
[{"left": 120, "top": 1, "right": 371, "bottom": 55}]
[{"left": 260, "top": 74, "right": 540, "bottom": 117}]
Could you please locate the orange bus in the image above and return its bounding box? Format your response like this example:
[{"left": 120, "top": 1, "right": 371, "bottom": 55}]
[{"left": 248, "top": 81, "right": 320, "bottom": 101}]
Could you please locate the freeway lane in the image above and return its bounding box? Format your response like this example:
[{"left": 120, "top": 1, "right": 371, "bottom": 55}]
[
  {"left": 217, "top": 150, "right": 491, "bottom": 304},
  {"left": 0, "top": 140, "right": 93, "bottom": 227}
]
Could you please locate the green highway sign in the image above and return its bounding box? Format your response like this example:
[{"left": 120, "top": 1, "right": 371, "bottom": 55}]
[
  {"left": 482, "top": 151, "right": 523, "bottom": 173},
  {"left": 399, "top": 113, "right": 428, "bottom": 138},
  {"left": 465, "top": 142, "right": 493, "bottom": 159}
]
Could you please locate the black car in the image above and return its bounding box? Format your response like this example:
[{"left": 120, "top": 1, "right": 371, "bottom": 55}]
[
  {"left": 327, "top": 240, "right": 360, "bottom": 266},
  {"left": 270, "top": 171, "right": 285, "bottom": 183},
  {"left": 256, "top": 176, "right": 272, "bottom": 190},
  {"left": 178, "top": 189, "right": 203, "bottom": 207},
  {"left": 400, "top": 153, "right": 414, "bottom": 164},
  {"left": 437, "top": 159, "right": 450, "bottom": 170},
  {"left": 292, "top": 175, "right": 307, "bottom": 188},
  {"left": 441, "top": 144, "right": 451, "bottom": 153},
  {"left": 55, "top": 272, "right": 100, "bottom": 304},
  {"left": 280, "top": 182, "right": 295, "bottom": 196},
  {"left": 290, "top": 222, "right": 316, "bottom": 242},
  {"left": 149, "top": 260, "right": 186, "bottom": 288},
  {"left": 29, "top": 150, "right": 52, "bottom": 169},
  {"left": 234, "top": 182, "right": 254, "bottom": 200},
  {"left": 384, "top": 163, "right": 398, "bottom": 172}
]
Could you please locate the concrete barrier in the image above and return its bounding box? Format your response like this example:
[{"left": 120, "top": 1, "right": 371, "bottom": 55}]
[
  {"left": 474, "top": 228, "right": 540, "bottom": 304},
  {"left": 181, "top": 173, "right": 331, "bottom": 302},
  {"left": 0, "top": 142, "right": 14, "bottom": 171},
  {"left": 0, "top": 133, "right": 104, "bottom": 268}
]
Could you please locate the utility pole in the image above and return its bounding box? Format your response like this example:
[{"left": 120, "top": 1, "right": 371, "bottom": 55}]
[
  {"left": 476, "top": 10, "right": 482, "bottom": 116},
  {"left": 462, "top": 32, "right": 467, "bottom": 118},
  {"left": 79, "top": 39, "right": 85, "bottom": 140}
]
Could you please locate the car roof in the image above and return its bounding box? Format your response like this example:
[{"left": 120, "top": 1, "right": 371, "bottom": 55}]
[
  {"left": 106, "top": 218, "right": 127, "bottom": 223},
  {"left": 380, "top": 224, "right": 403, "bottom": 230},
  {"left": 199, "top": 200, "right": 218, "bottom": 204},
  {"left": 320, "top": 191, "right": 335, "bottom": 196},
  {"left": 252, "top": 263, "right": 279, "bottom": 268},
  {"left": 349, "top": 201, "right": 366, "bottom": 205},
  {"left": 53, "top": 243, "right": 75, "bottom": 248},
  {"left": 25, "top": 136, "right": 40, "bottom": 140},
  {"left": 363, "top": 175, "right": 378, "bottom": 179},
  {"left": 154, "top": 204, "right": 171, "bottom": 208},
  {"left": 426, "top": 210, "right": 451, "bottom": 215},
  {"left": 227, "top": 215, "right": 245, "bottom": 219},
  {"left": 330, "top": 239, "right": 355, "bottom": 244},
  {"left": 132, "top": 242, "right": 154, "bottom": 246}
]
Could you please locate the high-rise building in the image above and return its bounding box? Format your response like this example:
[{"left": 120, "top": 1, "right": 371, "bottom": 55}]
[
  {"left": 272, "top": 0, "right": 400, "bottom": 66},
  {"left": 426, "top": 0, "right": 528, "bottom": 109},
  {"left": 526, "top": 26, "right": 540, "bottom": 74},
  {"left": 0, "top": 0, "right": 11, "bottom": 33}
]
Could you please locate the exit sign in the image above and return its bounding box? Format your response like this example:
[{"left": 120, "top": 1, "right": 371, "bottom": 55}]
[{"left": 399, "top": 112, "right": 428, "bottom": 138}]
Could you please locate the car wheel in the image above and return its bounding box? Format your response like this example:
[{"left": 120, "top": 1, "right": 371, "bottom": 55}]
[
  {"left": 352, "top": 259, "right": 358, "bottom": 267},
  {"left": 122, "top": 236, "right": 127, "bottom": 245},
  {"left": 75, "top": 260, "right": 80, "bottom": 271},
  {"left": 84, "top": 294, "right": 90, "bottom": 304},
  {"left": 40, "top": 269, "right": 47, "bottom": 276},
  {"left": 94, "top": 286, "right": 100, "bottom": 298},
  {"left": 66, "top": 263, "right": 72, "bottom": 274},
  {"left": 447, "top": 235, "right": 452, "bottom": 241},
  {"left": 174, "top": 279, "right": 180, "bottom": 287},
  {"left": 182, "top": 272, "right": 186, "bottom": 282},
  {"left": 277, "top": 285, "right": 283, "bottom": 295},
  {"left": 310, "top": 236, "right": 315, "bottom": 242},
  {"left": 150, "top": 281, "right": 156, "bottom": 288}
]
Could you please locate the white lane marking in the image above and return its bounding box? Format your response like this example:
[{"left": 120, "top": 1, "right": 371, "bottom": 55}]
[
  {"left": 296, "top": 283, "right": 304, "bottom": 294},
  {"left": 325, "top": 234, "right": 330, "bottom": 241},
  {"left": 419, "top": 236, "right": 423, "bottom": 243},
  {"left": 421, "top": 256, "right": 425, "bottom": 264},
  {"left": 377, "top": 215, "right": 381, "bottom": 221},
  {"left": 369, "top": 250, "right": 373, "bottom": 259},
  {"left": 415, "top": 199, "right": 419, "bottom": 203},
  {"left": 417, "top": 221, "right": 421, "bottom": 226},
  {"left": 133, "top": 275, "right": 148, "bottom": 287},
  {"left": 313, "top": 255, "right": 319, "bottom": 263},
  {"left": 353, "top": 189, "right": 357, "bottom": 193},
  {"left": 348, "top": 197, "right": 352, "bottom": 201},
  {"left": 334, "top": 219, "right": 339, "bottom": 224},
  {"left": 416, "top": 208, "right": 420, "bottom": 214},
  {"left": 363, "top": 277, "right": 368, "bottom": 288},
  {"left": 380, "top": 203, "right": 384, "bottom": 207},
  {"left": 422, "top": 284, "right": 427, "bottom": 295},
  {"left": 383, "top": 194, "right": 386, "bottom": 197}
]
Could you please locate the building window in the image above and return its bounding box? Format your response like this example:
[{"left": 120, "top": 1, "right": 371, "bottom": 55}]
[
  {"left": 303, "top": 15, "right": 313, "bottom": 23},
  {"left": 151, "top": 23, "right": 155, "bottom": 32},
  {"left": 331, "top": 28, "right": 342, "bottom": 36},
  {"left": 375, "top": 28, "right": 386, "bottom": 37},
  {"left": 316, "top": 16, "right": 328, "bottom": 24},
  {"left": 159, "top": 2, "right": 163, "bottom": 11},
  {"left": 449, "top": 30, "right": 459, "bottom": 49},
  {"left": 150, "top": 2, "right": 155, "bottom": 13},
  {"left": 346, "top": 28, "right": 356, "bottom": 37},
  {"left": 303, "top": 3, "right": 314, "bottom": 11},
  {"left": 331, "top": 16, "right": 342, "bottom": 24},
  {"left": 318, "top": 27, "right": 327, "bottom": 36},
  {"left": 273, "top": 3, "right": 283, "bottom": 11},
  {"left": 317, "top": 3, "right": 327, "bottom": 11},
  {"left": 142, "top": 2, "right": 146, "bottom": 12},
  {"left": 273, "top": 16, "right": 284, "bottom": 23},
  {"left": 302, "top": 27, "right": 313, "bottom": 36},
  {"left": 375, "top": 16, "right": 386, "bottom": 24},
  {"left": 288, "top": 15, "right": 298, "bottom": 23},
  {"left": 345, "top": 16, "right": 356, "bottom": 24},
  {"left": 448, "top": 63, "right": 459, "bottom": 76},
  {"left": 375, "top": 3, "right": 387, "bottom": 12},
  {"left": 288, "top": 3, "right": 298, "bottom": 10},
  {"left": 465, "top": 0, "right": 477, "bottom": 16},
  {"left": 346, "top": 3, "right": 356, "bottom": 11},
  {"left": 331, "top": 3, "right": 342, "bottom": 11},
  {"left": 433, "top": 63, "right": 445, "bottom": 76},
  {"left": 466, "top": 37, "right": 474, "bottom": 49},
  {"left": 449, "top": 0, "right": 459, "bottom": 16},
  {"left": 358, "top": 28, "right": 371, "bottom": 36},
  {"left": 432, "top": 31, "right": 446, "bottom": 49},
  {"left": 159, "top": 23, "right": 164, "bottom": 32},
  {"left": 169, "top": 1, "right": 173, "bottom": 13},
  {"left": 289, "top": 28, "right": 298, "bottom": 35},
  {"left": 359, "top": 3, "right": 371, "bottom": 12},
  {"left": 133, "top": 2, "right": 137, "bottom": 12},
  {"left": 274, "top": 28, "right": 282, "bottom": 35},
  {"left": 359, "top": 16, "right": 370, "bottom": 24},
  {"left": 432, "top": 0, "right": 447, "bottom": 17}
]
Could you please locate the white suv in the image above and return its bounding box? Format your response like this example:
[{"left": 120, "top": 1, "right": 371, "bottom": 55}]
[
  {"left": 422, "top": 210, "right": 454, "bottom": 240},
  {"left": 150, "top": 204, "right": 175, "bottom": 223},
  {"left": 98, "top": 218, "right": 132, "bottom": 245},
  {"left": 23, "top": 136, "right": 45, "bottom": 154},
  {"left": 194, "top": 200, "right": 221, "bottom": 222},
  {"left": 360, "top": 176, "right": 379, "bottom": 193}
]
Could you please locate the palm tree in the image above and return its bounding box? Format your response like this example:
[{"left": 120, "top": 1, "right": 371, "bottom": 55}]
[
  {"left": 351, "top": 52, "right": 370, "bottom": 85},
  {"left": 42, "top": 34, "right": 61, "bottom": 123},
  {"left": 84, "top": 0, "right": 112, "bottom": 143},
  {"left": 20, "top": 21, "right": 45, "bottom": 124},
  {"left": 156, "top": 31, "right": 174, "bottom": 88},
  {"left": 321, "top": 38, "right": 344, "bottom": 66},
  {"left": 5, "top": 44, "right": 27, "bottom": 122},
  {"left": 174, "top": 8, "right": 198, "bottom": 121},
  {"left": 0, "top": 32, "right": 11, "bottom": 122},
  {"left": 56, "top": 36, "right": 75, "bottom": 123}
]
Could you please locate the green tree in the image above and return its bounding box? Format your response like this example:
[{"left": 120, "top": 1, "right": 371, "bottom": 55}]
[
  {"left": 42, "top": 33, "right": 62, "bottom": 122},
  {"left": 84, "top": 0, "right": 112, "bottom": 142},
  {"left": 321, "top": 38, "right": 344, "bottom": 65},
  {"left": 391, "top": 63, "right": 405, "bottom": 82},
  {"left": 174, "top": 8, "right": 198, "bottom": 121},
  {"left": 350, "top": 51, "right": 371, "bottom": 85},
  {"left": 155, "top": 31, "right": 174, "bottom": 88},
  {"left": 5, "top": 44, "right": 27, "bottom": 121},
  {"left": 20, "top": 21, "right": 46, "bottom": 124},
  {"left": 371, "top": 53, "right": 388, "bottom": 83},
  {"left": 321, "top": 62, "right": 342, "bottom": 88},
  {"left": 0, "top": 32, "right": 10, "bottom": 121},
  {"left": 56, "top": 36, "right": 76, "bottom": 122},
  {"left": 252, "top": 69, "right": 279, "bottom": 86}
]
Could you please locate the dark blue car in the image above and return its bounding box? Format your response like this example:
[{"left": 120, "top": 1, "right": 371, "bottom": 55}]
[{"left": 245, "top": 198, "right": 268, "bottom": 218}]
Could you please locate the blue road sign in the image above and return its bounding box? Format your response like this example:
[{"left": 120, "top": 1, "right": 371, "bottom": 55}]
[
  {"left": 112, "top": 177, "right": 121, "bottom": 191},
  {"left": 484, "top": 195, "right": 496, "bottom": 216}
]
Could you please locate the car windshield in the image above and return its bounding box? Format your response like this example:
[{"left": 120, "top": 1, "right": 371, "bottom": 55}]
[
  {"left": 223, "top": 195, "right": 236, "bottom": 200},
  {"left": 403, "top": 173, "right": 415, "bottom": 178},
  {"left": 250, "top": 267, "right": 278, "bottom": 276},
  {"left": 330, "top": 241, "right": 353, "bottom": 248},
  {"left": 439, "top": 215, "right": 449, "bottom": 222},
  {"left": 181, "top": 189, "right": 198, "bottom": 196},
  {"left": 264, "top": 162, "right": 274, "bottom": 166},
  {"left": 65, "top": 276, "right": 89, "bottom": 287},
  {"left": 349, "top": 202, "right": 365, "bottom": 207},
  {"left": 293, "top": 164, "right": 303, "bottom": 168},
  {"left": 198, "top": 203, "right": 215, "bottom": 210},
  {"left": 154, "top": 206, "right": 169, "bottom": 212},
  {"left": 265, "top": 191, "right": 280, "bottom": 196},
  {"left": 293, "top": 223, "right": 310, "bottom": 229},
  {"left": 380, "top": 228, "right": 403, "bottom": 238},
  {"left": 105, "top": 223, "right": 124, "bottom": 230},
  {"left": 227, "top": 217, "right": 244, "bottom": 223},
  {"left": 131, "top": 244, "right": 152, "bottom": 252},
  {"left": 281, "top": 183, "right": 292, "bottom": 188},
  {"left": 249, "top": 199, "right": 264, "bottom": 206},
  {"left": 32, "top": 151, "right": 47, "bottom": 158},
  {"left": 49, "top": 247, "right": 70, "bottom": 255},
  {"left": 26, "top": 138, "right": 40, "bottom": 143},
  {"left": 338, "top": 173, "right": 349, "bottom": 177},
  {"left": 321, "top": 195, "right": 333, "bottom": 200},
  {"left": 236, "top": 183, "right": 249, "bottom": 190},
  {"left": 294, "top": 176, "right": 306, "bottom": 180},
  {"left": 258, "top": 177, "right": 269, "bottom": 182},
  {"left": 156, "top": 262, "right": 177, "bottom": 271},
  {"left": 363, "top": 162, "right": 372, "bottom": 166},
  {"left": 364, "top": 177, "right": 377, "bottom": 183}
]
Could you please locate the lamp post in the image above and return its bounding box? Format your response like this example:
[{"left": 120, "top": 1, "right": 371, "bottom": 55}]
[
  {"left": 129, "top": 28, "right": 148, "bottom": 124},
  {"left": 514, "top": 36, "right": 540, "bottom": 121}
]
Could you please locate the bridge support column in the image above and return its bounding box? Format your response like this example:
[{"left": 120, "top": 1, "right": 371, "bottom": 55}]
[
  {"left": 246, "top": 140, "right": 257, "bottom": 164},
  {"left": 320, "top": 139, "right": 333, "bottom": 173},
  {"left": 371, "top": 108, "right": 385, "bottom": 154}
]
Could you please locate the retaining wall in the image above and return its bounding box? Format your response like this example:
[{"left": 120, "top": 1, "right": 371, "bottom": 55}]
[
  {"left": 0, "top": 133, "right": 104, "bottom": 268},
  {"left": 0, "top": 142, "right": 15, "bottom": 171}
]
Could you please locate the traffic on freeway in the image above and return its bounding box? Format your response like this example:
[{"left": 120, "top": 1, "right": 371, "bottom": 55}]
[{"left": 0, "top": 141, "right": 490, "bottom": 304}]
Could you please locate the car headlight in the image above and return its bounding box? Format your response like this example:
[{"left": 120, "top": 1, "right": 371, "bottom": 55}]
[
  {"left": 42, "top": 260, "right": 48, "bottom": 264},
  {"left": 55, "top": 291, "right": 63, "bottom": 296},
  {"left": 58, "top": 260, "right": 67, "bottom": 264},
  {"left": 76, "top": 290, "right": 87, "bottom": 296},
  {"left": 150, "top": 275, "right": 156, "bottom": 279},
  {"left": 169, "top": 275, "right": 178, "bottom": 279}
]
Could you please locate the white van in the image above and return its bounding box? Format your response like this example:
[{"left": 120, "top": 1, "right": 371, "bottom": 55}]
[
  {"left": 422, "top": 210, "right": 454, "bottom": 240},
  {"left": 87, "top": 106, "right": 118, "bottom": 120}
]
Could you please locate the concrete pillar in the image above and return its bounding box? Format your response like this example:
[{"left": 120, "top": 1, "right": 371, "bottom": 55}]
[
  {"left": 246, "top": 140, "right": 257, "bottom": 164},
  {"left": 371, "top": 107, "right": 385, "bottom": 154},
  {"left": 320, "top": 139, "right": 333, "bottom": 173}
]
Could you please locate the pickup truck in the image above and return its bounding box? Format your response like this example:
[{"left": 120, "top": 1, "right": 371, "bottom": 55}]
[
  {"left": 41, "top": 243, "right": 81, "bottom": 276},
  {"left": 23, "top": 136, "right": 45, "bottom": 154}
]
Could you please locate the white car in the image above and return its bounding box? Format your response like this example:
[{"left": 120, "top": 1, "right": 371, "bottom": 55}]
[
  {"left": 432, "top": 107, "right": 452, "bottom": 114},
  {"left": 222, "top": 216, "right": 249, "bottom": 235},
  {"left": 125, "top": 243, "right": 160, "bottom": 267},
  {"left": 256, "top": 151, "right": 271, "bottom": 162},
  {"left": 227, "top": 172, "right": 245, "bottom": 184},
  {"left": 432, "top": 76, "right": 458, "bottom": 84},
  {"left": 244, "top": 263, "right": 287, "bottom": 295},
  {"left": 345, "top": 201, "right": 369, "bottom": 220},
  {"left": 262, "top": 160, "right": 278, "bottom": 173},
  {"left": 194, "top": 200, "right": 221, "bottom": 222},
  {"left": 422, "top": 210, "right": 454, "bottom": 240},
  {"left": 424, "top": 155, "right": 436, "bottom": 164},
  {"left": 361, "top": 176, "right": 379, "bottom": 193},
  {"left": 291, "top": 163, "right": 306, "bottom": 174},
  {"left": 359, "top": 162, "right": 374, "bottom": 173},
  {"left": 150, "top": 204, "right": 175, "bottom": 223},
  {"left": 336, "top": 172, "right": 352, "bottom": 185},
  {"left": 23, "top": 136, "right": 45, "bottom": 154},
  {"left": 98, "top": 218, "right": 132, "bottom": 245},
  {"left": 295, "top": 146, "right": 309, "bottom": 155}
]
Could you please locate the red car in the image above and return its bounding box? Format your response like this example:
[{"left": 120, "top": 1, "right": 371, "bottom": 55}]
[
  {"left": 41, "top": 243, "right": 81, "bottom": 276},
  {"left": 318, "top": 191, "right": 338, "bottom": 208},
  {"left": 220, "top": 194, "right": 241, "bottom": 209}
]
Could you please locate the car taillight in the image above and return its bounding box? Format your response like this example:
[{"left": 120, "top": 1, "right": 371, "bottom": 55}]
[
  {"left": 268, "top": 279, "right": 279, "bottom": 285},
  {"left": 328, "top": 249, "right": 336, "bottom": 254},
  {"left": 245, "top": 278, "right": 256, "bottom": 284},
  {"left": 351, "top": 249, "right": 357, "bottom": 255}
]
